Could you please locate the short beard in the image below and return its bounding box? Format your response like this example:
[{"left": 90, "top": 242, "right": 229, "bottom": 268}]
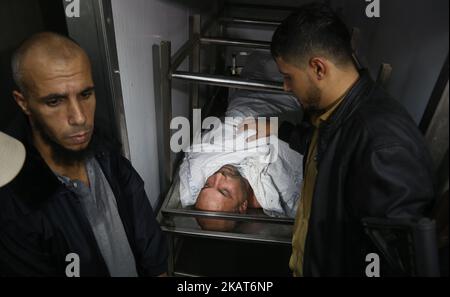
[
  {"left": 31, "top": 115, "right": 94, "bottom": 166},
  {"left": 302, "top": 78, "right": 323, "bottom": 115}
]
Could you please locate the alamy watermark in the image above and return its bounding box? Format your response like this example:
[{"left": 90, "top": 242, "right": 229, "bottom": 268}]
[
  {"left": 365, "top": 253, "right": 380, "bottom": 277},
  {"left": 170, "top": 110, "right": 279, "bottom": 162},
  {"left": 65, "top": 0, "right": 80, "bottom": 18},
  {"left": 65, "top": 253, "right": 80, "bottom": 277},
  {"left": 365, "top": 0, "right": 380, "bottom": 18}
]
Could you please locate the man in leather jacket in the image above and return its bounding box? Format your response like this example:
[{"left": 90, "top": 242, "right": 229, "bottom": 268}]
[{"left": 271, "top": 3, "right": 435, "bottom": 276}]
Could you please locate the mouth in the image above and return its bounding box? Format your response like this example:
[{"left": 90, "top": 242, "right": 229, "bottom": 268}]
[{"left": 68, "top": 130, "right": 91, "bottom": 145}]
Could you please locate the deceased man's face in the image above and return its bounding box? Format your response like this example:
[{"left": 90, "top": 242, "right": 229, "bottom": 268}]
[
  {"left": 197, "top": 165, "right": 249, "bottom": 212},
  {"left": 195, "top": 165, "right": 250, "bottom": 231}
]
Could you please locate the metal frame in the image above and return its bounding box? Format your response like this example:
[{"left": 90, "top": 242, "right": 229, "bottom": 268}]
[
  {"left": 154, "top": 4, "right": 296, "bottom": 276},
  {"left": 156, "top": 14, "right": 290, "bottom": 187},
  {"left": 161, "top": 226, "right": 293, "bottom": 246},
  {"left": 218, "top": 17, "right": 282, "bottom": 27},
  {"left": 64, "top": 0, "right": 131, "bottom": 159}
]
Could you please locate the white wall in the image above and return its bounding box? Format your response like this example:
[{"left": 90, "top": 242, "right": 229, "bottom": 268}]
[
  {"left": 111, "top": 0, "right": 214, "bottom": 207},
  {"left": 111, "top": 0, "right": 189, "bottom": 208}
]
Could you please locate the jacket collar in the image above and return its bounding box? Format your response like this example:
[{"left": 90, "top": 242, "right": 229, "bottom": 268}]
[
  {"left": 308, "top": 70, "right": 376, "bottom": 165},
  {"left": 4, "top": 115, "right": 113, "bottom": 212},
  {"left": 320, "top": 70, "right": 375, "bottom": 133}
]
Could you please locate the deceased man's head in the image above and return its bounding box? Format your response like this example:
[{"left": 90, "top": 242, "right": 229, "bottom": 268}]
[{"left": 195, "top": 165, "right": 253, "bottom": 231}]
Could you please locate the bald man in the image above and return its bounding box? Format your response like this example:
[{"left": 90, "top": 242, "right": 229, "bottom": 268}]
[
  {"left": 0, "top": 32, "right": 168, "bottom": 277},
  {"left": 194, "top": 165, "right": 261, "bottom": 232}
]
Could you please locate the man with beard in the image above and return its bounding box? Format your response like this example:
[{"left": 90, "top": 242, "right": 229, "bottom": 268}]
[
  {"left": 267, "top": 3, "right": 435, "bottom": 276},
  {"left": 0, "top": 32, "right": 167, "bottom": 276}
]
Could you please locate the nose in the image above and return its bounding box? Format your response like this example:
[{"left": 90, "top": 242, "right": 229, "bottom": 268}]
[
  {"left": 211, "top": 172, "right": 226, "bottom": 187},
  {"left": 67, "top": 98, "right": 86, "bottom": 126}
]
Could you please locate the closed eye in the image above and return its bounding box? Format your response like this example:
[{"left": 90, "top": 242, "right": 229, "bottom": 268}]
[{"left": 219, "top": 189, "right": 230, "bottom": 198}]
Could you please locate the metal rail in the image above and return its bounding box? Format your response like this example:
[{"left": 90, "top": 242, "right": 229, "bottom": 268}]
[
  {"left": 171, "top": 35, "right": 200, "bottom": 73},
  {"left": 200, "top": 36, "right": 271, "bottom": 49},
  {"left": 226, "top": 2, "right": 299, "bottom": 12},
  {"left": 161, "top": 226, "right": 292, "bottom": 245},
  {"left": 171, "top": 71, "right": 287, "bottom": 94},
  {"left": 219, "top": 17, "right": 281, "bottom": 27},
  {"left": 162, "top": 208, "right": 294, "bottom": 225}
]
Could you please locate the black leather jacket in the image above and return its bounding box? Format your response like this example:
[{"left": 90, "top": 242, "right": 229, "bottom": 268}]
[
  {"left": 280, "top": 71, "right": 435, "bottom": 276},
  {"left": 0, "top": 119, "right": 168, "bottom": 276}
]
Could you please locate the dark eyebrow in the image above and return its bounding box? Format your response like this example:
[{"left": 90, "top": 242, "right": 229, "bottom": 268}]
[
  {"left": 38, "top": 86, "right": 95, "bottom": 102},
  {"left": 79, "top": 86, "right": 95, "bottom": 95},
  {"left": 39, "top": 93, "right": 68, "bottom": 102}
]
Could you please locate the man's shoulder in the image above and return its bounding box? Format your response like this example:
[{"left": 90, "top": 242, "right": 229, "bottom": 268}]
[
  {"left": 348, "top": 89, "right": 426, "bottom": 150},
  {"left": 95, "top": 149, "right": 143, "bottom": 187},
  {"left": 0, "top": 185, "right": 46, "bottom": 233}
]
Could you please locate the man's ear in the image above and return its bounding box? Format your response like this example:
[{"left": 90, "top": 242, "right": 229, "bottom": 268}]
[
  {"left": 309, "top": 57, "right": 327, "bottom": 81},
  {"left": 238, "top": 200, "right": 248, "bottom": 214},
  {"left": 12, "top": 90, "right": 31, "bottom": 116}
]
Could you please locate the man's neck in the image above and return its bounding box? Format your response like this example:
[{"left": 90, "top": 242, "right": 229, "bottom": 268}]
[
  {"left": 32, "top": 132, "right": 88, "bottom": 184},
  {"left": 320, "top": 67, "right": 360, "bottom": 110}
]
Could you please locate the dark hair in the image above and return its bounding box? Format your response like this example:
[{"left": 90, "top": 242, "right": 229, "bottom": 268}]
[{"left": 271, "top": 2, "right": 353, "bottom": 67}]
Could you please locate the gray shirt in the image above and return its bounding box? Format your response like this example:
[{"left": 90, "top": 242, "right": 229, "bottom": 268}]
[{"left": 56, "top": 158, "right": 138, "bottom": 277}]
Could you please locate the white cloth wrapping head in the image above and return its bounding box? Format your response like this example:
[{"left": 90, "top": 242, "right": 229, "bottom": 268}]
[{"left": 179, "top": 118, "right": 303, "bottom": 218}]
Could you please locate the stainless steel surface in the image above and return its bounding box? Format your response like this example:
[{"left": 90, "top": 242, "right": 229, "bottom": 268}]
[
  {"left": 161, "top": 225, "right": 292, "bottom": 245},
  {"left": 162, "top": 208, "right": 294, "bottom": 225},
  {"left": 226, "top": 2, "right": 299, "bottom": 11},
  {"left": 200, "top": 9, "right": 221, "bottom": 36},
  {"left": 97, "top": 0, "right": 131, "bottom": 160},
  {"left": 153, "top": 44, "right": 166, "bottom": 196},
  {"left": 200, "top": 37, "right": 271, "bottom": 49},
  {"left": 64, "top": 0, "right": 130, "bottom": 158},
  {"left": 158, "top": 41, "right": 173, "bottom": 192},
  {"left": 171, "top": 35, "right": 200, "bottom": 73},
  {"left": 173, "top": 271, "right": 201, "bottom": 277},
  {"left": 189, "top": 15, "right": 201, "bottom": 111},
  {"left": 159, "top": 175, "right": 294, "bottom": 246},
  {"left": 219, "top": 17, "right": 281, "bottom": 27},
  {"left": 162, "top": 41, "right": 173, "bottom": 186},
  {"left": 171, "top": 71, "right": 287, "bottom": 93},
  {"left": 157, "top": 5, "right": 298, "bottom": 276}
]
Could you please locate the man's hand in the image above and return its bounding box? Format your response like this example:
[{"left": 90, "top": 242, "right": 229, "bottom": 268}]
[{"left": 237, "top": 117, "right": 278, "bottom": 142}]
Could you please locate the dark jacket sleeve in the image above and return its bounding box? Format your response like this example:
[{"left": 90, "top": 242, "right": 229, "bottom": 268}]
[
  {"left": 0, "top": 206, "right": 60, "bottom": 276},
  {"left": 117, "top": 156, "right": 168, "bottom": 276},
  {"left": 351, "top": 144, "right": 435, "bottom": 219}
]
